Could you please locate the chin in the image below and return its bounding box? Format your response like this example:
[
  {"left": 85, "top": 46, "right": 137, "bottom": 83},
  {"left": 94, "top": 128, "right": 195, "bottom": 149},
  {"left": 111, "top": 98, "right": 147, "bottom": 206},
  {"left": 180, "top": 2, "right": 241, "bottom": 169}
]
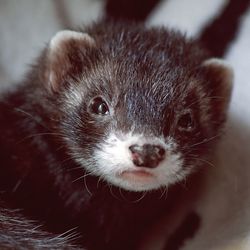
[{"left": 103, "top": 169, "right": 171, "bottom": 192}]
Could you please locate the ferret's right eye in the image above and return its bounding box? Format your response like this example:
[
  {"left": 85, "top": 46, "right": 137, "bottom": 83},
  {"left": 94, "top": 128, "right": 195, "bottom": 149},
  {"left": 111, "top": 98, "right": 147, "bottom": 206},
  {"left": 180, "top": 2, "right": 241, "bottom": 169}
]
[{"left": 89, "top": 97, "right": 110, "bottom": 116}]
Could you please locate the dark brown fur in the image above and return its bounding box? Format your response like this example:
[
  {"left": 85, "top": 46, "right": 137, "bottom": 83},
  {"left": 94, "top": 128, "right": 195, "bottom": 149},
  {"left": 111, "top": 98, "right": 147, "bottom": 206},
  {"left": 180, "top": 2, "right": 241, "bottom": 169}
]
[{"left": 0, "top": 21, "right": 232, "bottom": 249}]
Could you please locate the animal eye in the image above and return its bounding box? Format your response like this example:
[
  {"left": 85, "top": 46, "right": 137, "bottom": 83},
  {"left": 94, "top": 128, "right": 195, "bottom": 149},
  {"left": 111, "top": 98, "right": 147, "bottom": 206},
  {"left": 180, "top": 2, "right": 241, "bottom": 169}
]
[
  {"left": 177, "top": 111, "right": 195, "bottom": 131},
  {"left": 89, "top": 97, "right": 110, "bottom": 115}
]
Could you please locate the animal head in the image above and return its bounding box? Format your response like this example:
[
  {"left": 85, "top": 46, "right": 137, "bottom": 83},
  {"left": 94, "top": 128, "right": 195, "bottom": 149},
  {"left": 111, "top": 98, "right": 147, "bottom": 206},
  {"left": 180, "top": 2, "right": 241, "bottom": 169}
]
[{"left": 43, "top": 23, "right": 233, "bottom": 192}]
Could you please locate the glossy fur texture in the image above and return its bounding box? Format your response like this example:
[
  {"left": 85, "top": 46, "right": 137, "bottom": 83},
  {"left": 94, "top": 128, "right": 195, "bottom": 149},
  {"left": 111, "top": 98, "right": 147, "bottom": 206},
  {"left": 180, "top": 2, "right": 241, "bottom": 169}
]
[{"left": 0, "top": 21, "right": 232, "bottom": 249}]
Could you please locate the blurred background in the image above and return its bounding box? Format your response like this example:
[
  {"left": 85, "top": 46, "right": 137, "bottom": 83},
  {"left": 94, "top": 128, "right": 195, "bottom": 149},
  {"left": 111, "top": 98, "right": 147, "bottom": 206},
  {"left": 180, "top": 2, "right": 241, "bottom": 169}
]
[
  {"left": 0, "top": 0, "right": 104, "bottom": 88},
  {"left": 1, "top": 1, "right": 250, "bottom": 249}
]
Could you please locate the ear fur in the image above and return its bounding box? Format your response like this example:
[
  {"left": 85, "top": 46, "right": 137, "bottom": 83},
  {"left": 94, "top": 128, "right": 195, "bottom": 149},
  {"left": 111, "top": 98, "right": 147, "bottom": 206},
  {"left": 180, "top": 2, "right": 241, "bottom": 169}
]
[
  {"left": 45, "top": 30, "right": 95, "bottom": 92},
  {"left": 201, "top": 58, "right": 233, "bottom": 113}
]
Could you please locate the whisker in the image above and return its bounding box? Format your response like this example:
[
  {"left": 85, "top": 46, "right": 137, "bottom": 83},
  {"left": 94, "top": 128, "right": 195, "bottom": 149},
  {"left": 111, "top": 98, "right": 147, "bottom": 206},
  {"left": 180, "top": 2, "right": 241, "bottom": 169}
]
[
  {"left": 16, "top": 132, "right": 64, "bottom": 145},
  {"left": 130, "top": 192, "right": 147, "bottom": 203},
  {"left": 72, "top": 172, "right": 92, "bottom": 183},
  {"left": 118, "top": 187, "right": 129, "bottom": 201},
  {"left": 186, "top": 96, "right": 225, "bottom": 109},
  {"left": 67, "top": 165, "right": 84, "bottom": 172},
  {"left": 188, "top": 134, "right": 221, "bottom": 149},
  {"left": 118, "top": 188, "right": 147, "bottom": 203},
  {"left": 186, "top": 157, "right": 215, "bottom": 168},
  {"left": 54, "top": 227, "right": 81, "bottom": 243},
  {"left": 107, "top": 185, "right": 123, "bottom": 201},
  {"left": 83, "top": 174, "right": 92, "bottom": 196},
  {"left": 174, "top": 173, "right": 189, "bottom": 190},
  {"left": 159, "top": 186, "right": 168, "bottom": 199},
  {"left": 14, "top": 107, "right": 49, "bottom": 130},
  {"left": 55, "top": 145, "right": 65, "bottom": 152},
  {"left": 60, "top": 156, "right": 76, "bottom": 166},
  {"left": 96, "top": 176, "right": 103, "bottom": 189}
]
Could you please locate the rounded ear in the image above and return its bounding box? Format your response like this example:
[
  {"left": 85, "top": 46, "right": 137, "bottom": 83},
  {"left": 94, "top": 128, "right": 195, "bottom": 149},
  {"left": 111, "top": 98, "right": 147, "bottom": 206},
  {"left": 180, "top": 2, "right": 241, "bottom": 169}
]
[
  {"left": 201, "top": 58, "right": 233, "bottom": 113},
  {"left": 45, "top": 30, "right": 96, "bottom": 92}
]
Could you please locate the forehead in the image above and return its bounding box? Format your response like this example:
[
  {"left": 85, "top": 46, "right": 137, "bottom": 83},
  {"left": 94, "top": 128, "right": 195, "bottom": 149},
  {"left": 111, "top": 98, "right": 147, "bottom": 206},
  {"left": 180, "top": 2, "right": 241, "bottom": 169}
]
[
  {"left": 84, "top": 30, "right": 205, "bottom": 89},
  {"left": 79, "top": 54, "right": 200, "bottom": 106},
  {"left": 74, "top": 25, "right": 209, "bottom": 108},
  {"left": 92, "top": 25, "right": 206, "bottom": 69}
]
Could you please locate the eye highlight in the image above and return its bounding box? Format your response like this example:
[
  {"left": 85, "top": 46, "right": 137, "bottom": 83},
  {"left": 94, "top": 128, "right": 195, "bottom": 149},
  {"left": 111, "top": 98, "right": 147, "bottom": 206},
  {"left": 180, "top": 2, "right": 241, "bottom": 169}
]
[
  {"left": 89, "top": 96, "right": 110, "bottom": 116},
  {"left": 177, "top": 111, "right": 195, "bottom": 131}
]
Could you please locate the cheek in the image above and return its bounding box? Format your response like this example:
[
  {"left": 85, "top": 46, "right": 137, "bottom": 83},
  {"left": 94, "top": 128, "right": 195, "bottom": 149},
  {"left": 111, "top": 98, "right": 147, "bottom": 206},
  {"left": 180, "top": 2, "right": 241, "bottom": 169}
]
[
  {"left": 67, "top": 112, "right": 111, "bottom": 147},
  {"left": 174, "top": 123, "right": 213, "bottom": 158}
]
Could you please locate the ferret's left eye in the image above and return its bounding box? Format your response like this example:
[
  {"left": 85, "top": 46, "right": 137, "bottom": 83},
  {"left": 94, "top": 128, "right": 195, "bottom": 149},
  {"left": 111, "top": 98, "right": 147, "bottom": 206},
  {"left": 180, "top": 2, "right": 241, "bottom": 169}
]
[
  {"left": 177, "top": 111, "right": 195, "bottom": 131},
  {"left": 89, "top": 97, "right": 110, "bottom": 115}
]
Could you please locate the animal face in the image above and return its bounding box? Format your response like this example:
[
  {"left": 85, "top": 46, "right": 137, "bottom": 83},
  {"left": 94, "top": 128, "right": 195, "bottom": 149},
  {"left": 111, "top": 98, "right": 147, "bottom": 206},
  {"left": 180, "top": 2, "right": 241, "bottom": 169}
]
[{"left": 44, "top": 25, "right": 232, "bottom": 192}]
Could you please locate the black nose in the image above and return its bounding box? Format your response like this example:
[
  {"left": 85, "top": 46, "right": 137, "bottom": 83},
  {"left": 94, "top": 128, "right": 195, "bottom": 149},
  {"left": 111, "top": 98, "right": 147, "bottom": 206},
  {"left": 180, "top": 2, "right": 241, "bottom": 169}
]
[{"left": 129, "top": 144, "right": 166, "bottom": 168}]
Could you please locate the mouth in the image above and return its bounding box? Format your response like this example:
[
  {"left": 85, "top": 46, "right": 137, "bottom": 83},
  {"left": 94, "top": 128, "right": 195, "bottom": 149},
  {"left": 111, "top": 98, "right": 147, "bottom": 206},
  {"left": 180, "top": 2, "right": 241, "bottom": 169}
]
[{"left": 119, "top": 170, "right": 155, "bottom": 182}]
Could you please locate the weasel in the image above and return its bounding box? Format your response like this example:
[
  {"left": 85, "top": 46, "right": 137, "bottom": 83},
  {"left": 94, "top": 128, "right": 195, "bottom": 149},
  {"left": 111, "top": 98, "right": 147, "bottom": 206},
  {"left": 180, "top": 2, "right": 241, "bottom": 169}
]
[{"left": 0, "top": 21, "right": 232, "bottom": 250}]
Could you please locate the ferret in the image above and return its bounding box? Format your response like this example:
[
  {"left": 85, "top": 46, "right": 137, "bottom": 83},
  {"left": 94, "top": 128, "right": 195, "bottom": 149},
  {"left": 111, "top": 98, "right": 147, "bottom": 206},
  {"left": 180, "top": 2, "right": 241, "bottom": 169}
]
[{"left": 0, "top": 21, "right": 232, "bottom": 250}]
